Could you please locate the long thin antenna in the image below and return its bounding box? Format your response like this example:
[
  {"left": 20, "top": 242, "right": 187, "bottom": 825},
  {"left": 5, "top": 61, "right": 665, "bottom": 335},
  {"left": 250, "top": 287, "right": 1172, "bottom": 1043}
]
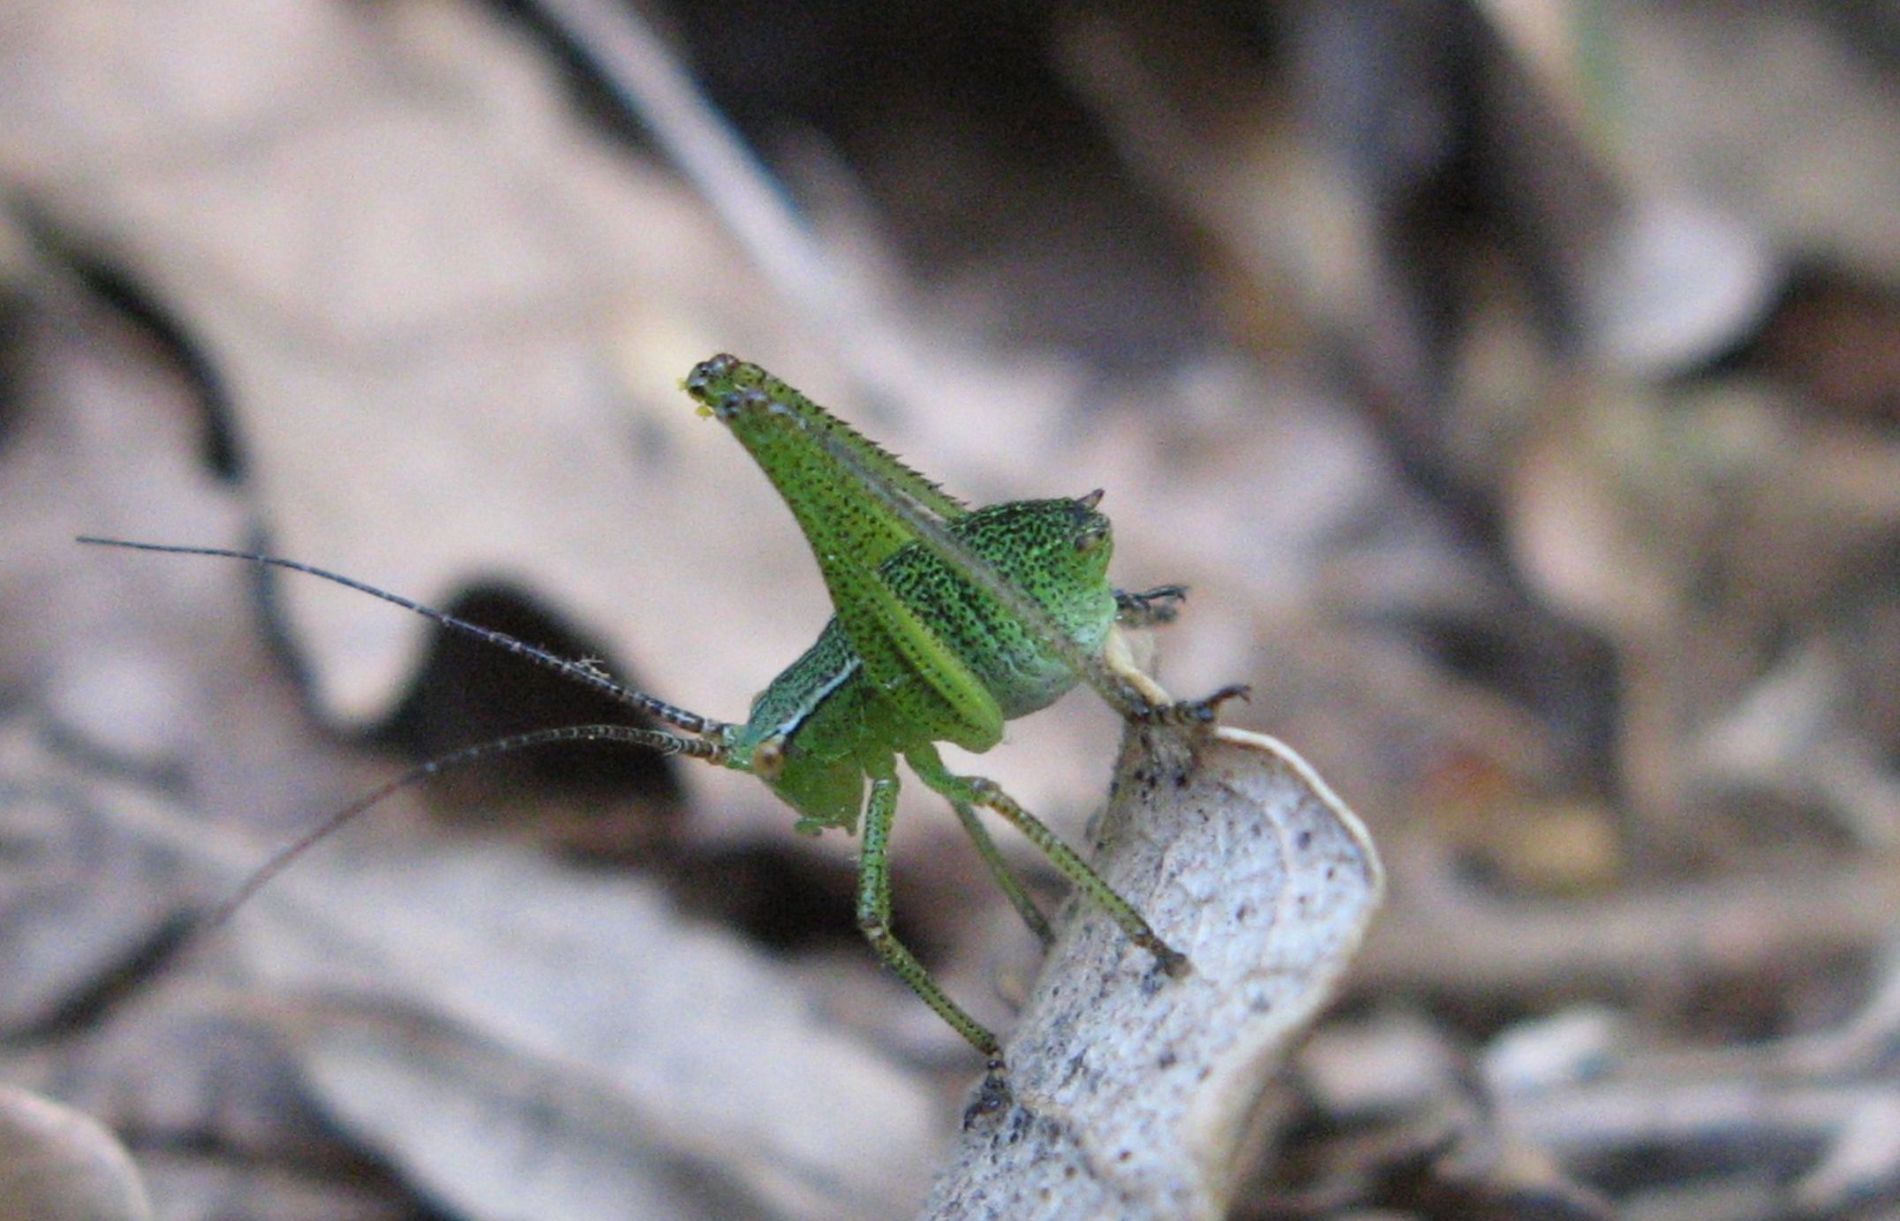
[
  {"left": 199, "top": 724, "right": 722, "bottom": 931},
  {"left": 76, "top": 538, "right": 730, "bottom": 737}
]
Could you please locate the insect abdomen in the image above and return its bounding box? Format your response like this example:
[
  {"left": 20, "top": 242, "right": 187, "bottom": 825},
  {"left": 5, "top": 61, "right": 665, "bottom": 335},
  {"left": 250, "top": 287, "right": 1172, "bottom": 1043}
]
[{"left": 882, "top": 497, "right": 1117, "bottom": 722}]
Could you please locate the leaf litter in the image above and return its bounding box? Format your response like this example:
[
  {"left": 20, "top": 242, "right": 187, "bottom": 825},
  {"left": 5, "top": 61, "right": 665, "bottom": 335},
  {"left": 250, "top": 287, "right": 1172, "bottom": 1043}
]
[{"left": 2, "top": 1, "right": 1896, "bottom": 1218}]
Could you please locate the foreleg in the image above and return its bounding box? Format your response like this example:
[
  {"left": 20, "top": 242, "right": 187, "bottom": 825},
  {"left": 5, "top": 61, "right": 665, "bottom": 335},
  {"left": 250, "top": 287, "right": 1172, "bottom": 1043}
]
[{"left": 856, "top": 767, "right": 1004, "bottom": 1064}]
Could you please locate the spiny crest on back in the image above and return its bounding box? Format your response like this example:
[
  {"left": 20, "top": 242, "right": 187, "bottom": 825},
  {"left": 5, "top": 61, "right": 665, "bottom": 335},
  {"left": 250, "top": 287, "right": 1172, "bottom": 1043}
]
[{"left": 683, "top": 354, "right": 967, "bottom": 518}]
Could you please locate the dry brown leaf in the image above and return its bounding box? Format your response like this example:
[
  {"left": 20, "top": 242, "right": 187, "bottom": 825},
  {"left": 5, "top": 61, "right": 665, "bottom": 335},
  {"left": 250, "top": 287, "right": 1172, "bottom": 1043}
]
[
  {"left": 0, "top": 1083, "right": 153, "bottom": 1221},
  {"left": 0, "top": 731, "right": 185, "bottom": 1033},
  {"left": 222, "top": 836, "right": 943, "bottom": 1219},
  {"left": 926, "top": 724, "right": 1382, "bottom": 1219}
]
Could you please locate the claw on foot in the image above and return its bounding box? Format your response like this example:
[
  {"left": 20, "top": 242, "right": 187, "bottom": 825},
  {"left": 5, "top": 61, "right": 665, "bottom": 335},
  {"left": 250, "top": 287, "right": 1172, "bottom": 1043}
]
[
  {"left": 963, "top": 1060, "right": 1013, "bottom": 1126},
  {"left": 1194, "top": 683, "right": 1251, "bottom": 716},
  {"left": 1137, "top": 683, "right": 1250, "bottom": 726},
  {"left": 1154, "top": 943, "right": 1192, "bottom": 979}
]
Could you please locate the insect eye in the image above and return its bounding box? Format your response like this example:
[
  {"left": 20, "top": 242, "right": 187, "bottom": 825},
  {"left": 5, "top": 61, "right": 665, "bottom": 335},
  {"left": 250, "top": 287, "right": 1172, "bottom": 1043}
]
[
  {"left": 1074, "top": 525, "right": 1108, "bottom": 553},
  {"left": 752, "top": 736, "right": 789, "bottom": 779}
]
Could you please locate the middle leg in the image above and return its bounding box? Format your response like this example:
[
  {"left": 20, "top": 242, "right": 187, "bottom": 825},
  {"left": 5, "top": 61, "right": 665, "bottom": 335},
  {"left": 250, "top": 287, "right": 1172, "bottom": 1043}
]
[{"left": 906, "top": 744, "right": 1187, "bottom": 977}]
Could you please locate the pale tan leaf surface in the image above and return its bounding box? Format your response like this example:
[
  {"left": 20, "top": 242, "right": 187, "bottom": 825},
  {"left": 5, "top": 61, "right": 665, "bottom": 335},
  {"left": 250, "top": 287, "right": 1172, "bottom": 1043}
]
[
  {"left": 926, "top": 725, "right": 1381, "bottom": 1219},
  {"left": 4, "top": 692, "right": 941, "bottom": 1217},
  {"left": 0, "top": 721, "right": 436, "bottom": 1217},
  {"left": 0, "top": 725, "right": 185, "bottom": 1035},
  {"left": 0, "top": 1083, "right": 153, "bottom": 1221},
  {"left": 293, "top": 1026, "right": 776, "bottom": 1221},
  {"left": 5, "top": 0, "right": 819, "bottom": 744},
  {"left": 232, "top": 840, "right": 942, "bottom": 1220},
  {"left": 13, "top": 671, "right": 942, "bottom": 1220}
]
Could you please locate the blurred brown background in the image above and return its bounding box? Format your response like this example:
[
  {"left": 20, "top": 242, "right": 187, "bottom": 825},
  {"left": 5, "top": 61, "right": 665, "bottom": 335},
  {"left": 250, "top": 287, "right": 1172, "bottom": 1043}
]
[{"left": 2, "top": 1, "right": 1896, "bottom": 1217}]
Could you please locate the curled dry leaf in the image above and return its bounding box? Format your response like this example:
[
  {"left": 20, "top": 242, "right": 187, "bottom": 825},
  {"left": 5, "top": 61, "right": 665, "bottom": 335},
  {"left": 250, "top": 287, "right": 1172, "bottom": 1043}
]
[
  {"left": 926, "top": 722, "right": 1382, "bottom": 1219},
  {"left": 0, "top": 1083, "right": 153, "bottom": 1221}
]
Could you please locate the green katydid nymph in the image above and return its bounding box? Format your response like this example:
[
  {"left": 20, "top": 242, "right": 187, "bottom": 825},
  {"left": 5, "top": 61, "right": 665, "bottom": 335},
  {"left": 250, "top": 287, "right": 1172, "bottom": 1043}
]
[{"left": 80, "top": 354, "right": 1244, "bottom": 1072}]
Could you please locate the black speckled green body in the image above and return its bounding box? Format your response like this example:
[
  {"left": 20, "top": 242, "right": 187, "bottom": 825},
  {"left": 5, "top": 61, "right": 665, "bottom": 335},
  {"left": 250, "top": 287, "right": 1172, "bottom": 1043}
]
[
  {"left": 725, "top": 497, "right": 1116, "bottom": 834},
  {"left": 682, "top": 354, "right": 1184, "bottom": 1064}
]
